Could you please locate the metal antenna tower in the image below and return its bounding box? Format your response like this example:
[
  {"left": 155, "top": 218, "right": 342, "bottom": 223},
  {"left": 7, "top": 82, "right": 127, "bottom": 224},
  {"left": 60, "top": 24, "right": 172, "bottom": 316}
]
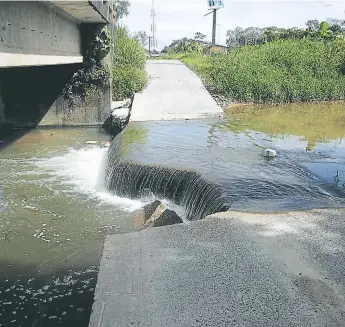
[{"left": 151, "top": 0, "right": 156, "bottom": 51}]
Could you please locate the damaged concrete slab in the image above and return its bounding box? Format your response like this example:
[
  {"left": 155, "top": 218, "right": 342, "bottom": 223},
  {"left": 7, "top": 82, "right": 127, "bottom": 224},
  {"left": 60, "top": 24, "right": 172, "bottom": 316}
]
[{"left": 89, "top": 209, "right": 345, "bottom": 327}]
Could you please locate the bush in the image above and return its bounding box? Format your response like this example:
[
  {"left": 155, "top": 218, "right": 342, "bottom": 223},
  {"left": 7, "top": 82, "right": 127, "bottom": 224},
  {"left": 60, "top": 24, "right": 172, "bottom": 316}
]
[
  {"left": 112, "top": 66, "right": 147, "bottom": 100},
  {"left": 175, "top": 39, "right": 345, "bottom": 103},
  {"left": 112, "top": 26, "right": 147, "bottom": 100}
]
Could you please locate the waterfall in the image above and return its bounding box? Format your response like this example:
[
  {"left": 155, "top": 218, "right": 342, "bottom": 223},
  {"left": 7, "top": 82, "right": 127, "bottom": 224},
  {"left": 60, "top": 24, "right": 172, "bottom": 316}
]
[{"left": 105, "top": 133, "right": 231, "bottom": 220}]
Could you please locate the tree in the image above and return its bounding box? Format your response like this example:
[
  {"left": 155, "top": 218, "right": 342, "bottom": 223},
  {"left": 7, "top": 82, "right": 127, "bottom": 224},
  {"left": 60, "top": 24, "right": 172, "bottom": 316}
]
[
  {"left": 115, "top": 0, "right": 130, "bottom": 19},
  {"left": 226, "top": 27, "right": 244, "bottom": 48},
  {"left": 194, "top": 32, "right": 206, "bottom": 42},
  {"left": 225, "top": 19, "right": 345, "bottom": 50},
  {"left": 133, "top": 31, "right": 148, "bottom": 48},
  {"left": 306, "top": 19, "right": 320, "bottom": 30},
  {"left": 164, "top": 38, "right": 204, "bottom": 54},
  {"left": 319, "top": 21, "right": 329, "bottom": 37},
  {"left": 226, "top": 27, "right": 264, "bottom": 48}
]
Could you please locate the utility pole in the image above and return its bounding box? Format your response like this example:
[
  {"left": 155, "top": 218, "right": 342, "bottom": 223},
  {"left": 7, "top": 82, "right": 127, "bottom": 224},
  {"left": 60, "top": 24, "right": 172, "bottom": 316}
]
[
  {"left": 212, "top": 9, "right": 217, "bottom": 46},
  {"left": 151, "top": 0, "right": 156, "bottom": 52},
  {"left": 205, "top": 1, "right": 224, "bottom": 52},
  {"left": 148, "top": 36, "right": 152, "bottom": 56}
]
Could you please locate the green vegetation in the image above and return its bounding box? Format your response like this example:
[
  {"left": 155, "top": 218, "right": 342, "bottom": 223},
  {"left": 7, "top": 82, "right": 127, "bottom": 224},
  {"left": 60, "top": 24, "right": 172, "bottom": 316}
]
[
  {"left": 161, "top": 32, "right": 210, "bottom": 54},
  {"left": 112, "top": 26, "right": 147, "bottom": 100},
  {"left": 226, "top": 19, "right": 345, "bottom": 48},
  {"left": 162, "top": 20, "right": 345, "bottom": 104},
  {"left": 165, "top": 40, "right": 345, "bottom": 104},
  {"left": 115, "top": 0, "right": 130, "bottom": 19},
  {"left": 63, "top": 26, "right": 112, "bottom": 106}
]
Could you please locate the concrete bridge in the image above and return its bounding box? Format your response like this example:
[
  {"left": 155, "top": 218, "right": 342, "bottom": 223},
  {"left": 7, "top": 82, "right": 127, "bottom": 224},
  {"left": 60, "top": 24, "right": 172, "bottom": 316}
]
[{"left": 0, "top": 1, "right": 116, "bottom": 129}]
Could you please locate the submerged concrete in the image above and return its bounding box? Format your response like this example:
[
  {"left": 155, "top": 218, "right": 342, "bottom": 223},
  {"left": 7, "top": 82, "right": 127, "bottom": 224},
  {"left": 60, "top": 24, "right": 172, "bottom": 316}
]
[
  {"left": 89, "top": 208, "right": 345, "bottom": 327},
  {"left": 130, "top": 60, "right": 222, "bottom": 121}
]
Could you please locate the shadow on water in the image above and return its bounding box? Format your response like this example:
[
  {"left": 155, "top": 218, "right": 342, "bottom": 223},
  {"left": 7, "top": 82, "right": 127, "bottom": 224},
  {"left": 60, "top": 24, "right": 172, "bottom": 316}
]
[{"left": 0, "top": 127, "right": 33, "bottom": 152}]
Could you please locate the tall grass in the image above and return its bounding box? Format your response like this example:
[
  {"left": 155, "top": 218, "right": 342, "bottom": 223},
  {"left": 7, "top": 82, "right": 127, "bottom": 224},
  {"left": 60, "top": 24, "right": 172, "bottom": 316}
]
[
  {"left": 170, "top": 39, "right": 345, "bottom": 103},
  {"left": 112, "top": 27, "right": 147, "bottom": 100}
]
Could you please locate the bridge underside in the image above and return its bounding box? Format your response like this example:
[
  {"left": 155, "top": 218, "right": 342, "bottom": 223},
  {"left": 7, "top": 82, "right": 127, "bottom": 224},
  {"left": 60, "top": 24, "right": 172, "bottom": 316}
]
[
  {"left": 0, "top": 1, "right": 110, "bottom": 67},
  {"left": 0, "top": 1, "right": 114, "bottom": 129}
]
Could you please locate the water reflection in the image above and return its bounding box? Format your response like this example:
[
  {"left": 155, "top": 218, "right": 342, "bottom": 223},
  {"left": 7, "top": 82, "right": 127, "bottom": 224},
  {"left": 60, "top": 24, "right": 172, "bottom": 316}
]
[
  {"left": 219, "top": 102, "right": 345, "bottom": 194},
  {"left": 221, "top": 102, "right": 345, "bottom": 150}
]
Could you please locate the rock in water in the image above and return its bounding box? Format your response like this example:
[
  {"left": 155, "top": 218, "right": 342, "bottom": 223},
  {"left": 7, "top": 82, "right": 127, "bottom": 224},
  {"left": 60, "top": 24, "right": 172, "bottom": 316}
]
[
  {"left": 133, "top": 200, "right": 162, "bottom": 228},
  {"left": 140, "top": 203, "right": 183, "bottom": 229},
  {"left": 151, "top": 209, "right": 183, "bottom": 227},
  {"left": 264, "top": 149, "right": 277, "bottom": 158}
]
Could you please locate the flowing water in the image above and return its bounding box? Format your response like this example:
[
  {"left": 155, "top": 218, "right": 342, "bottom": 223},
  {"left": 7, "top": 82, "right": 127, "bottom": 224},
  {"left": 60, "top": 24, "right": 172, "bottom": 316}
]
[
  {"left": 1, "top": 102, "right": 345, "bottom": 326},
  {"left": 0, "top": 128, "right": 146, "bottom": 327},
  {"left": 107, "top": 102, "right": 345, "bottom": 213}
]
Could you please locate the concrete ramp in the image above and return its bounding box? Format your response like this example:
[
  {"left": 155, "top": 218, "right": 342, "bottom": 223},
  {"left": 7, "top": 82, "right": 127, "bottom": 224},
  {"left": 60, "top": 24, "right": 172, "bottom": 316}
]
[
  {"left": 130, "top": 60, "right": 222, "bottom": 121},
  {"left": 89, "top": 209, "right": 345, "bottom": 327}
]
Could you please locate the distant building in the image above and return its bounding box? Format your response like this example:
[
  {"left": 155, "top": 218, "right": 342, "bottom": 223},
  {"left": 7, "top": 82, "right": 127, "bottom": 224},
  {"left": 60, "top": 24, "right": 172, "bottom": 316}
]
[{"left": 209, "top": 44, "right": 228, "bottom": 54}]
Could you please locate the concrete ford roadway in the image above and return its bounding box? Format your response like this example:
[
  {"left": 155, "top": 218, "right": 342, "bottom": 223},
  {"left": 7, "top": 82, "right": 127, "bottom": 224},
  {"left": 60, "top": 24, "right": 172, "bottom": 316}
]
[{"left": 89, "top": 59, "right": 345, "bottom": 327}]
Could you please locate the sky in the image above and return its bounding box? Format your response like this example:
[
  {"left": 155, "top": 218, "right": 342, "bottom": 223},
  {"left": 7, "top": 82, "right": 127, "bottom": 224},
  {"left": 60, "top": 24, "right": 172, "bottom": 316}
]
[{"left": 122, "top": 1, "right": 345, "bottom": 49}]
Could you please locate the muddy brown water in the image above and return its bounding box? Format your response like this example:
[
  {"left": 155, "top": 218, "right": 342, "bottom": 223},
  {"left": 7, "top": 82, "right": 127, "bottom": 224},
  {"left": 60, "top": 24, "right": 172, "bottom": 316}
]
[{"left": 1, "top": 102, "right": 345, "bottom": 326}]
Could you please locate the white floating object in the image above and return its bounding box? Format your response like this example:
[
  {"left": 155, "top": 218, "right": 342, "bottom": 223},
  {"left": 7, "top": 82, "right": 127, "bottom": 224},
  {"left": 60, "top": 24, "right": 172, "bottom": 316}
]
[
  {"left": 85, "top": 141, "right": 98, "bottom": 145},
  {"left": 264, "top": 149, "right": 277, "bottom": 158}
]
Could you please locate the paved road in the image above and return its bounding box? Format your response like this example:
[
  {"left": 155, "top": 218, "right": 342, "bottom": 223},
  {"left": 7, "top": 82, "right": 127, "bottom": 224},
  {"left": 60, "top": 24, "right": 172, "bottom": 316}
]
[
  {"left": 89, "top": 209, "right": 345, "bottom": 327},
  {"left": 130, "top": 60, "right": 222, "bottom": 121}
]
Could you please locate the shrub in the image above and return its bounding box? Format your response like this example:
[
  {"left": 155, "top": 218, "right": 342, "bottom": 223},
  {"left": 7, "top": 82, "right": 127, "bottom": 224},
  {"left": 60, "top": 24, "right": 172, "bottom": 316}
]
[
  {"left": 175, "top": 39, "right": 345, "bottom": 103},
  {"left": 112, "top": 26, "right": 147, "bottom": 100},
  {"left": 112, "top": 66, "right": 147, "bottom": 100}
]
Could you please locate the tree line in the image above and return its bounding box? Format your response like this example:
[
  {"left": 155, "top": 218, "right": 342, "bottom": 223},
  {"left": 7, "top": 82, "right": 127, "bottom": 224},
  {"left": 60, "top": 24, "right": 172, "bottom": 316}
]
[
  {"left": 155, "top": 18, "right": 345, "bottom": 55},
  {"left": 226, "top": 19, "right": 345, "bottom": 48}
]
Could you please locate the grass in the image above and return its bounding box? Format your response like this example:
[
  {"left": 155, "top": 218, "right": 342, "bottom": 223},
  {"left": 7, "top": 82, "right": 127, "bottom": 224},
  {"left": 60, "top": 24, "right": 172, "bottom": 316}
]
[
  {"left": 163, "top": 39, "right": 345, "bottom": 104},
  {"left": 112, "top": 27, "right": 147, "bottom": 100}
]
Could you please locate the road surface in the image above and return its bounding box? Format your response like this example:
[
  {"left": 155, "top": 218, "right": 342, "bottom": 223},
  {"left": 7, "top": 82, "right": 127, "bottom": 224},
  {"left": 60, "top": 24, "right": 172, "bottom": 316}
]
[
  {"left": 130, "top": 60, "right": 222, "bottom": 121},
  {"left": 89, "top": 208, "right": 345, "bottom": 327}
]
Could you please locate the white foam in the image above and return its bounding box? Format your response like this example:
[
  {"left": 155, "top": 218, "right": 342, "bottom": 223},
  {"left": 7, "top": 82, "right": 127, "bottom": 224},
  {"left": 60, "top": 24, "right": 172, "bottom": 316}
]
[{"left": 35, "top": 146, "right": 147, "bottom": 212}]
